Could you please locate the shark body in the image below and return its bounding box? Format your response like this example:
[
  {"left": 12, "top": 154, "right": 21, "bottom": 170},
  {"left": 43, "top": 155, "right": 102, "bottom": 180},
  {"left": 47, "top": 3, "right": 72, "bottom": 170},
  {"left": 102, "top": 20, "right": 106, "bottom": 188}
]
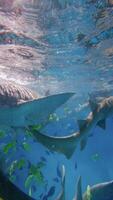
[
  {"left": 56, "top": 165, "right": 65, "bottom": 200},
  {"left": 29, "top": 96, "right": 113, "bottom": 159},
  {"left": 0, "top": 81, "right": 74, "bottom": 129}
]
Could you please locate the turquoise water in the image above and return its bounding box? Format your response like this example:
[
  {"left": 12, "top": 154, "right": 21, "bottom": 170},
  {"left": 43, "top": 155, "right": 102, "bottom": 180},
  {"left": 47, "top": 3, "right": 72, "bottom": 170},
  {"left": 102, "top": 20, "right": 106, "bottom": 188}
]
[{"left": 0, "top": 0, "right": 113, "bottom": 199}]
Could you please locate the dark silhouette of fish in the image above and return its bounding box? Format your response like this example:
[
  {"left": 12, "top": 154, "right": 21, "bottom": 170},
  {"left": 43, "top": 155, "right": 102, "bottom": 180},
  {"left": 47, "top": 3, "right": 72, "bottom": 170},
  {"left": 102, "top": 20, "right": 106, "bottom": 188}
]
[
  {"left": 84, "top": 27, "right": 113, "bottom": 47},
  {"left": 42, "top": 186, "right": 56, "bottom": 199}
]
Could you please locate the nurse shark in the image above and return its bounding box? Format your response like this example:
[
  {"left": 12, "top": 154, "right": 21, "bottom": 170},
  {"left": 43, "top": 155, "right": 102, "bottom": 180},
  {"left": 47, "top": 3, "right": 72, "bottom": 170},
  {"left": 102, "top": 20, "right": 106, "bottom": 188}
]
[
  {"left": 0, "top": 81, "right": 74, "bottom": 130},
  {"left": 29, "top": 96, "right": 113, "bottom": 159}
]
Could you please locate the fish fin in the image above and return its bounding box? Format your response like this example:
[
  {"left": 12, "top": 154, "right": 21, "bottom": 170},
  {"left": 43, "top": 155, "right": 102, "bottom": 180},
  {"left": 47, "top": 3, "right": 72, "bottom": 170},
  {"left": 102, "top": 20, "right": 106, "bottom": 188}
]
[
  {"left": 29, "top": 127, "right": 76, "bottom": 159},
  {"left": 16, "top": 93, "right": 75, "bottom": 126},
  {"left": 63, "top": 144, "right": 77, "bottom": 159},
  {"left": 76, "top": 176, "right": 83, "bottom": 200},
  {"left": 97, "top": 119, "right": 106, "bottom": 130},
  {"left": 80, "top": 138, "right": 87, "bottom": 151},
  {"left": 77, "top": 120, "right": 86, "bottom": 131}
]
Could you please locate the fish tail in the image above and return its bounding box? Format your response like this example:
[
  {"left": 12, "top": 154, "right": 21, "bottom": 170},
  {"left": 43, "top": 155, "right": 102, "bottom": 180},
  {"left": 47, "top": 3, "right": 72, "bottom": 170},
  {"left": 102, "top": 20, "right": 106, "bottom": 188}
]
[{"left": 29, "top": 128, "right": 77, "bottom": 159}]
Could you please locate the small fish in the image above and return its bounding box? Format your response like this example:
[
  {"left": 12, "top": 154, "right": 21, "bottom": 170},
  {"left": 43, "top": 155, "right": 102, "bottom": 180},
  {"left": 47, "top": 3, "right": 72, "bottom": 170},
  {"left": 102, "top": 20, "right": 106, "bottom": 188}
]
[
  {"left": 45, "top": 150, "right": 50, "bottom": 155},
  {"left": 56, "top": 165, "right": 65, "bottom": 200},
  {"left": 75, "top": 162, "right": 77, "bottom": 170},
  {"left": 91, "top": 153, "right": 100, "bottom": 162},
  {"left": 56, "top": 164, "right": 62, "bottom": 178},
  {"left": 47, "top": 186, "right": 55, "bottom": 197},
  {"left": 88, "top": 133, "right": 93, "bottom": 137},
  {"left": 53, "top": 177, "right": 59, "bottom": 183},
  {"left": 8, "top": 160, "right": 18, "bottom": 176},
  {"left": 25, "top": 175, "right": 34, "bottom": 189},
  {"left": 40, "top": 156, "right": 47, "bottom": 163}
]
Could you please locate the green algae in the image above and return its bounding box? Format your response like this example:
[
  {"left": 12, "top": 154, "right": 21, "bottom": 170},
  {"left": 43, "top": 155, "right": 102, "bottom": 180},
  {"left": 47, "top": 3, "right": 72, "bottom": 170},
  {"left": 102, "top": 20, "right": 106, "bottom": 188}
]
[
  {"left": 3, "top": 141, "right": 17, "bottom": 154},
  {"left": 25, "top": 162, "right": 45, "bottom": 191},
  {"left": 8, "top": 159, "right": 26, "bottom": 176},
  {"left": 86, "top": 185, "right": 92, "bottom": 200},
  {"left": 0, "top": 131, "right": 5, "bottom": 138},
  {"left": 22, "top": 142, "right": 31, "bottom": 151}
]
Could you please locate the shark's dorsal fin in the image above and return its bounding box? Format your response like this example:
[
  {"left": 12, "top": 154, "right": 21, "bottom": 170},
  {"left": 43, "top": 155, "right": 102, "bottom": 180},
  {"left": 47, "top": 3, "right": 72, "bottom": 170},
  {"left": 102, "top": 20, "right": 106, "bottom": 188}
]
[
  {"left": 80, "top": 138, "right": 87, "bottom": 151},
  {"left": 76, "top": 176, "right": 83, "bottom": 200},
  {"left": 89, "top": 99, "right": 98, "bottom": 112},
  {"left": 97, "top": 119, "right": 106, "bottom": 130},
  {"left": 77, "top": 120, "right": 86, "bottom": 131}
]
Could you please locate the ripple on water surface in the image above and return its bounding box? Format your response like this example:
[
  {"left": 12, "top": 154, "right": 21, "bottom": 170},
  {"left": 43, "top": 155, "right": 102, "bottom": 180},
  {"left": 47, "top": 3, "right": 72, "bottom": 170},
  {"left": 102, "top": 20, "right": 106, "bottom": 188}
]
[{"left": 0, "top": 1, "right": 113, "bottom": 199}]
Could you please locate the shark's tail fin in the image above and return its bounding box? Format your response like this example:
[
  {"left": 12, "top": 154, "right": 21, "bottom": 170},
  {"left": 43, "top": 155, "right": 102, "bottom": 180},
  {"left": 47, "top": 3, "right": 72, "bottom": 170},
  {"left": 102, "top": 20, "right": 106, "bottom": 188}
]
[
  {"left": 16, "top": 92, "right": 74, "bottom": 126},
  {"left": 74, "top": 176, "right": 82, "bottom": 200},
  {"left": 29, "top": 128, "right": 77, "bottom": 159}
]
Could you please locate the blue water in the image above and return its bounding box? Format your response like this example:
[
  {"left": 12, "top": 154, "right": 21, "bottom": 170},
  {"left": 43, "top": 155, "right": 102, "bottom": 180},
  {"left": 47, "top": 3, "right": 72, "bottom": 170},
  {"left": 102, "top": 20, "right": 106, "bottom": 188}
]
[{"left": 0, "top": 0, "right": 113, "bottom": 199}]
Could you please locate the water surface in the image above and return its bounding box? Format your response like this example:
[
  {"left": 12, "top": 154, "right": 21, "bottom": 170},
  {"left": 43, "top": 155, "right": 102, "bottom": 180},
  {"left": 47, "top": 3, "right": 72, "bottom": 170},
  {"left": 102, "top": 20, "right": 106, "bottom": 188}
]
[{"left": 0, "top": 0, "right": 113, "bottom": 199}]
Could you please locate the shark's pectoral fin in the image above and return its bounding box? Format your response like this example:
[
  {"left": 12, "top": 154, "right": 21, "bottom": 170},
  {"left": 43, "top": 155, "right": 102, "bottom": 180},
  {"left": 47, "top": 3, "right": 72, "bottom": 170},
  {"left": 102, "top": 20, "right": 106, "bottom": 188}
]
[
  {"left": 75, "top": 176, "right": 83, "bottom": 200},
  {"left": 28, "top": 127, "right": 76, "bottom": 159},
  {"left": 77, "top": 120, "right": 86, "bottom": 131},
  {"left": 80, "top": 138, "right": 87, "bottom": 151},
  {"left": 97, "top": 119, "right": 106, "bottom": 130},
  {"left": 16, "top": 92, "right": 75, "bottom": 126}
]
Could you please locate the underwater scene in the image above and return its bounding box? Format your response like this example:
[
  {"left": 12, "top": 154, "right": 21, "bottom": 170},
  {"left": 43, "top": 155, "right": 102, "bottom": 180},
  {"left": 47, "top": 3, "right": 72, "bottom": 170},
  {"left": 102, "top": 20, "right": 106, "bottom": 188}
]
[{"left": 0, "top": 0, "right": 113, "bottom": 199}]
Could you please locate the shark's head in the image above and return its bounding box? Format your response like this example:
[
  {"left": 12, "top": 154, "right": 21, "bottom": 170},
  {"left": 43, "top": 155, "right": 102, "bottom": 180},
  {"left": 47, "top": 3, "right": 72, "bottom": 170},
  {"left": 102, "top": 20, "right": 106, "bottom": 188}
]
[
  {"left": 97, "top": 96, "right": 113, "bottom": 119},
  {"left": 0, "top": 81, "right": 75, "bottom": 128},
  {"left": 89, "top": 96, "right": 113, "bottom": 124}
]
